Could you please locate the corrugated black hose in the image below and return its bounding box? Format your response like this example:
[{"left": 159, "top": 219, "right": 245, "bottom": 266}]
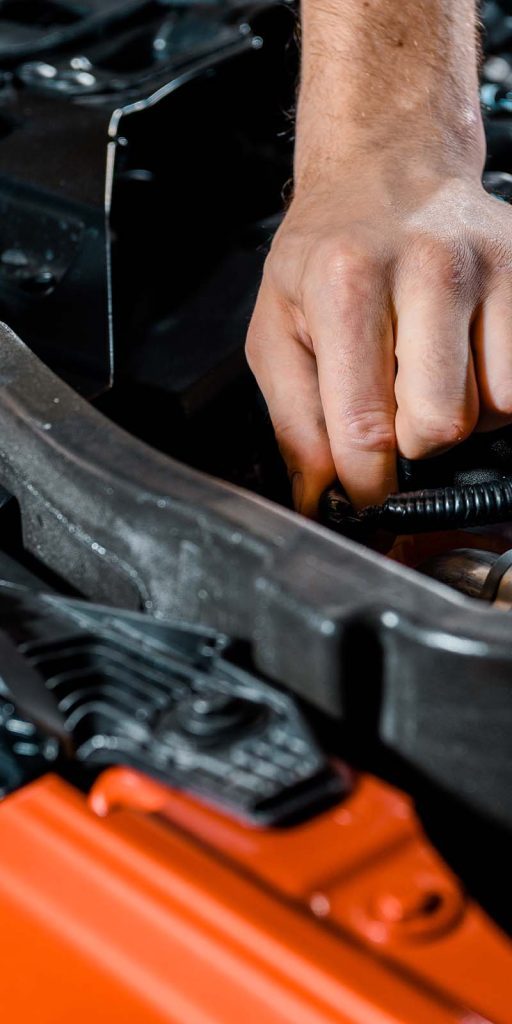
[{"left": 320, "top": 478, "right": 512, "bottom": 536}]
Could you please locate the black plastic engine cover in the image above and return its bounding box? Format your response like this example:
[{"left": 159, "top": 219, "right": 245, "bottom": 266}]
[
  {"left": 0, "top": 1, "right": 295, "bottom": 398},
  {"left": 0, "top": 580, "right": 345, "bottom": 823}
]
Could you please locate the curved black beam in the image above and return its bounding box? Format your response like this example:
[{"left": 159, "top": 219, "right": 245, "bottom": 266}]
[{"left": 0, "top": 322, "right": 512, "bottom": 827}]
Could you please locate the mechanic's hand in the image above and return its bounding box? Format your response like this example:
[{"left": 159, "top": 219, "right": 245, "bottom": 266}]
[{"left": 246, "top": 166, "right": 512, "bottom": 515}]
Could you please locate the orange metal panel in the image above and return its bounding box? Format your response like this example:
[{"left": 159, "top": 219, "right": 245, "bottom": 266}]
[
  {"left": 92, "top": 767, "right": 512, "bottom": 1024},
  {"left": 0, "top": 769, "right": 508, "bottom": 1023},
  {"left": 0, "top": 773, "right": 476, "bottom": 1024},
  {"left": 89, "top": 767, "right": 418, "bottom": 897}
]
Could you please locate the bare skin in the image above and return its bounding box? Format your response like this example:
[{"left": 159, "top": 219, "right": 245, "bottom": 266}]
[{"left": 246, "top": 0, "right": 512, "bottom": 515}]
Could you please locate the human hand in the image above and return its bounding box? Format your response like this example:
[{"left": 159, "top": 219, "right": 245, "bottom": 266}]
[{"left": 246, "top": 163, "right": 512, "bottom": 515}]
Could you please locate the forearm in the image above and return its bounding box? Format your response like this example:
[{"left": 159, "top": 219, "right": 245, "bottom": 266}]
[
  {"left": 295, "top": 0, "right": 485, "bottom": 188},
  {"left": 247, "top": 0, "right": 512, "bottom": 516}
]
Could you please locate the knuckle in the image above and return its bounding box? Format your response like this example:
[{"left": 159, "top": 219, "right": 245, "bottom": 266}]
[
  {"left": 410, "top": 235, "right": 473, "bottom": 293},
  {"left": 495, "top": 244, "right": 512, "bottom": 276},
  {"left": 273, "top": 421, "right": 295, "bottom": 457},
  {"left": 411, "top": 408, "right": 475, "bottom": 450},
  {"left": 262, "top": 250, "right": 281, "bottom": 289},
  {"left": 315, "top": 240, "right": 381, "bottom": 294},
  {"left": 273, "top": 419, "right": 326, "bottom": 466},
  {"left": 263, "top": 244, "right": 300, "bottom": 301},
  {"left": 488, "top": 381, "right": 512, "bottom": 418},
  {"left": 244, "top": 323, "right": 260, "bottom": 370},
  {"left": 341, "top": 406, "right": 396, "bottom": 453},
  {"left": 274, "top": 415, "right": 323, "bottom": 447}
]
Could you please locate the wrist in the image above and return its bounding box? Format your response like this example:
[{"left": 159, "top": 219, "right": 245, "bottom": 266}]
[{"left": 293, "top": 99, "right": 486, "bottom": 196}]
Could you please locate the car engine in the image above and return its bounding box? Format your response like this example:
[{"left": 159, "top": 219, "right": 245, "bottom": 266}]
[{"left": 0, "top": 3, "right": 511, "bottom": 1022}]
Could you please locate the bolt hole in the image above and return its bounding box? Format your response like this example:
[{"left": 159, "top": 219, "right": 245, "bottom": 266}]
[{"left": 422, "top": 892, "right": 443, "bottom": 916}]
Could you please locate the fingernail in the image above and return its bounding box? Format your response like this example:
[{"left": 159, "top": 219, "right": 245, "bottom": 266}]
[{"left": 291, "top": 472, "right": 303, "bottom": 511}]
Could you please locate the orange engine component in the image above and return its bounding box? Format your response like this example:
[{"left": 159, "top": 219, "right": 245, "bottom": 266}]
[{"left": 0, "top": 767, "right": 509, "bottom": 1024}]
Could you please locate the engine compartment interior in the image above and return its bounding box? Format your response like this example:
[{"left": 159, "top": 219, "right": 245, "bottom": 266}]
[{"left": 0, "top": 0, "right": 512, "bottom": 952}]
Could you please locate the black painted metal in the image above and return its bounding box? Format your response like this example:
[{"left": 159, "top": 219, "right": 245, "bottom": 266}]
[{"left": 0, "top": 323, "right": 512, "bottom": 829}]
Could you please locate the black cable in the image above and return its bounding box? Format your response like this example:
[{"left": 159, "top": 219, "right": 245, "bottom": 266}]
[{"left": 321, "top": 478, "right": 512, "bottom": 536}]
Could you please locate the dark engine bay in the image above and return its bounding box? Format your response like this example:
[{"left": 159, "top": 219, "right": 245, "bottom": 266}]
[{"left": 1, "top": 0, "right": 512, "bottom": 948}]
